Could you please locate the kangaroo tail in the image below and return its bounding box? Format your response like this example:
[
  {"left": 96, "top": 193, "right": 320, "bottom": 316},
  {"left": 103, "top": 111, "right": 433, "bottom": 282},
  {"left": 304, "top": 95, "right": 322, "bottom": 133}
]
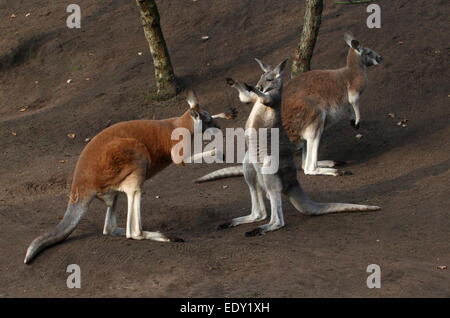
[
  {"left": 286, "top": 184, "right": 380, "bottom": 216},
  {"left": 195, "top": 166, "right": 244, "bottom": 183},
  {"left": 24, "top": 200, "right": 90, "bottom": 264}
]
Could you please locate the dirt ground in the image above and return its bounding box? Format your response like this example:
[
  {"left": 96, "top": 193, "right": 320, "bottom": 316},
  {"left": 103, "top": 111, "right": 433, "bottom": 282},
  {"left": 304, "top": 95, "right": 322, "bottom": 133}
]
[{"left": 0, "top": 0, "right": 449, "bottom": 297}]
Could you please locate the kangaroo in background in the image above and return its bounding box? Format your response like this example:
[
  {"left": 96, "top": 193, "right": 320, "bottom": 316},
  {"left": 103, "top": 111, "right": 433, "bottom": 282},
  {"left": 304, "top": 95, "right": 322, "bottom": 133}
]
[
  {"left": 283, "top": 33, "right": 382, "bottom": 176},
  {"left": 195, "top": 33, "right": 382, "bottom": 182},
  {"left": 218, "top": 59, "right": 380, "bottom": 236},
  {"left": 24, "top": 91, "right": 236, "bottom": 264}
]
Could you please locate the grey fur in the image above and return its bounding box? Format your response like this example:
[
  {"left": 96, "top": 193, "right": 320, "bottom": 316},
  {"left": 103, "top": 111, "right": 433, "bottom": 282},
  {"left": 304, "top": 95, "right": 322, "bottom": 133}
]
[
  {"left": 195, "top": 166, "right": 244, "bottom": 183},
  {"left": 219, "top": 59, "right": 380, "bottom": 235},
  {"left": 24, "top": 200, "right": 90, "bottom": 264},
  {"left": 197, "top": 34, "right": 382, "bottom": 180}
]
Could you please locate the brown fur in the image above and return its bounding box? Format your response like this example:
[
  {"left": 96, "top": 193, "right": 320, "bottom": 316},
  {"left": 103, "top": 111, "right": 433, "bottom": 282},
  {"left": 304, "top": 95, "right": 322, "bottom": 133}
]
[
  {"left": 69, "top": 110, "right": 195, "bottom": 203},
  {"left": 23, "top": 98, "right": 234, "bottom": 264},
  {"left": 282, "top": 48, "right": 367, "bottom": 142}
]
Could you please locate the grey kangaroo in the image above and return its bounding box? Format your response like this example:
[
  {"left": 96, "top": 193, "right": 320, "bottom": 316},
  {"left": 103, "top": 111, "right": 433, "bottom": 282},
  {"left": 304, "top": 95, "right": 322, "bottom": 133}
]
[
  {"left": 196, "top": 33, "right": 382, "bottom": 182},
  {"left": 218, "top": 59, "right": 380, "bottom": 236}
]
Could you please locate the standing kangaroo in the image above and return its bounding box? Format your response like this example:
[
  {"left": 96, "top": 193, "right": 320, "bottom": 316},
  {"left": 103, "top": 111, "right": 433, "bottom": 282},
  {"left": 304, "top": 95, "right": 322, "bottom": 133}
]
[
  {"left": 24, "top": 91, "right": 236, "bottom": 264},
  {"left": 283, "top": 33, "right": 382, "bottom": 176},
  {"left": 195, "top": 33, "right": 382, "bottom": 182},
  {"left": 218, "top": 59, "right": 380, "bottom": 236}
]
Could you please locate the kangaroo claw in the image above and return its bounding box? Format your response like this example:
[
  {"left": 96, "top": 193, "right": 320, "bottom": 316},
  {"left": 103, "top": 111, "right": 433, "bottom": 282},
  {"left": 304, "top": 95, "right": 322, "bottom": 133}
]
[
  {"left": 337, "top": 170, "right": 353, "bottom": 176},
  {"left": 245, "top": 227, "right": 263, "bottom": 237},
  {"left": 350, "top": 119, "right": 360, "bottom": 130},
  {"left": 217, "top": 222, "right": 233, "bottom": 230},
  {"left": 226, "top": 78, "right": 235, "bottom": 86},
  {"left": 169, "top": 236, "right": 185, "bottom": 243}
]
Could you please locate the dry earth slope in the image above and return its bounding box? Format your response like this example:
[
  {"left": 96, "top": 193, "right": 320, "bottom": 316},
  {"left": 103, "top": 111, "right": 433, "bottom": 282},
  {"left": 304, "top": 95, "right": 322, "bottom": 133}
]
[{"left": 0, "top": 0, "right": 448, "bottom": 297}]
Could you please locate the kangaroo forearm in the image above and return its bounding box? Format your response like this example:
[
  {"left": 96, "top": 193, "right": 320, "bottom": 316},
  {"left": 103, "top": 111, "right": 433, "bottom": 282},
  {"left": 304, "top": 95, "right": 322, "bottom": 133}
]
[
  {"left": 226, "top": 78, "right": 257, "bottom": 104},
  {"left": 250, "top": 88, "right": 275, "bottom": 106},
  {"left": 244, "top": 83, "right": 279, "bottom": 106},
  {"left": 350, "top": 103, "right": 361, "bottom": 129},
  {"left": 236, "top": 83, "right": 257, "bottom": 104}
]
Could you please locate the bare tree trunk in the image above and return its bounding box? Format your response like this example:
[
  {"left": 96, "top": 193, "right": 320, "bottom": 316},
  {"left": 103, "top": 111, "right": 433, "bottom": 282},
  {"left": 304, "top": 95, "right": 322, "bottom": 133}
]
[
  {"left": 291, "top": 0, "right": 324, "bottom": 78},
  {"left": 136, "top": 0, "right": 179, "bottom": 99}
]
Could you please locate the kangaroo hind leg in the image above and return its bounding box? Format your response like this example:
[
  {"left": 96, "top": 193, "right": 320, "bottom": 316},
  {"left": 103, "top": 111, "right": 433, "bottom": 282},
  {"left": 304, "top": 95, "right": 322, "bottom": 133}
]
[
  {"left": 105, "top": 138, "right": 183, "bottom": 243},
  {"left": 299, "top": 141, "right": 345, "bottom": 170},
  {"left": 103, "top": 192, "right": 125, "bottom": 236},
  {"left": 218, "top": 154, "right": 267, "bottom": 229},
  {"left": 317, "top": 160, "right": 346, "bottom": 168},
  {"left": 246, "top": 160, "right": 285, "bottom": 237},
  {"left": 304, "top": 126, "right": 343, "bottom": 176},
  {"left": 124, "top": 185, "right": 184, "bottom": 242}
]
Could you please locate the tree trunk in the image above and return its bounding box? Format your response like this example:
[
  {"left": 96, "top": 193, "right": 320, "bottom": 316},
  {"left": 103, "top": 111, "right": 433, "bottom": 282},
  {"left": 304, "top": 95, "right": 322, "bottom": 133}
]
[
  {"left": 291, "top": 0, "right": 324, "bottom": 78},
  {"left": 136, "top": 0, "right": 179, "bottom": 99}
]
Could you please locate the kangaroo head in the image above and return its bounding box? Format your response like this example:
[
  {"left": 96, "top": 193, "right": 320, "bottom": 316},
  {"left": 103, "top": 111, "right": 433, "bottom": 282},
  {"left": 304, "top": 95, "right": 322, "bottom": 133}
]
[
  {"left": 345, "top": 33, "right": 382, "bottom": 67},
  {"left": 186, "top": 90, "right": 222, "bottom": 132},
  {"left": 254, "top": 58, "right": 288, "bottom": 93}
]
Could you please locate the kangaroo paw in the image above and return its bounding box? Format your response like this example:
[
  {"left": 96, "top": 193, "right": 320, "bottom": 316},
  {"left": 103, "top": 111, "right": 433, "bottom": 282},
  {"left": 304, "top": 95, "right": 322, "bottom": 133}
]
[
  {"left": 167, "top": 236, "right": 185, "bottom": 243},
  {"left": 217, "top": 222, "right": 233, "bottom": 230},
  {"left": 337, "top": 170, "right": 353, "bottom": 176},
  {"left": 350, "top": 119, "right": 360, "bottom": 130},
  {"left": 226, "top": 78, "right": 235, "bottom": 86},
  {"left": 245, "top": 227, "right": 264, "bottom": 237}
]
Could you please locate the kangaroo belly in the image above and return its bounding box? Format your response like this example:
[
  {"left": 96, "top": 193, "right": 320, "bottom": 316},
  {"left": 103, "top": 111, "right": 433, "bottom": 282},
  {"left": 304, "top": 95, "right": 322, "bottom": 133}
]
[{"left": 324, "top": 104, "right": 349, "bottom": 128}]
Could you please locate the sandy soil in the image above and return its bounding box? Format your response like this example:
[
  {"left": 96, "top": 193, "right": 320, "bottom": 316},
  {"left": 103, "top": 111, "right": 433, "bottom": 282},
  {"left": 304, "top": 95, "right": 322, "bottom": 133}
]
[{"left": 0, "top": 0, "right": 448, "bottom": 297}]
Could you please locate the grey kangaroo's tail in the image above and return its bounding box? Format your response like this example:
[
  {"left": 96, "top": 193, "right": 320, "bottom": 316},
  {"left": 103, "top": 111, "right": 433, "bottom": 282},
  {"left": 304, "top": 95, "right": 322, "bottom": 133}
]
[
  {"left": 286, "top": 184, "right": 380, "bottom": 215},
  {"left": 195, "top": 166, "right": 243, "bottom": 183},
  {"left": 24, "top": 200, "right": 89, "bottom": 264}
]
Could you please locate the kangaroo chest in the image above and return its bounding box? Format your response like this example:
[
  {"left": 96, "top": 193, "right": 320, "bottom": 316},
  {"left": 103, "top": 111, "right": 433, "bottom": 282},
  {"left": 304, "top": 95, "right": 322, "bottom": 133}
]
[
  {"left": 245, "top": 101, "right": 294, "bottom": 161},
  {"left": 245, "top": 102, "right": 277, "bottom": 130},
  {"left": 244, "top": 102, "right": 278, "bottom": 158},
  {"left": 324, "top": 104, "right": 350, "bottom": 128}
]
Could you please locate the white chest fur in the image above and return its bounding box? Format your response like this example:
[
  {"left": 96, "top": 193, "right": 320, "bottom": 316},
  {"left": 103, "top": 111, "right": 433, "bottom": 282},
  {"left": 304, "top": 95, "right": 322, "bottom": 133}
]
[{"left": 245, "top": 102, "right": 276, "bottom": 130}]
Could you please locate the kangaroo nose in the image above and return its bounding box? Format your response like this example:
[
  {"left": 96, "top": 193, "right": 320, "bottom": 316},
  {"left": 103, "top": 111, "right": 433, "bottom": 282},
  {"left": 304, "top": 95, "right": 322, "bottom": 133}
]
[
  {"left": 256, "top": 85, "right": 262, "bottom": 91},
  {"left": 376, "top": 56, "right": 382, "bottom": 63}
]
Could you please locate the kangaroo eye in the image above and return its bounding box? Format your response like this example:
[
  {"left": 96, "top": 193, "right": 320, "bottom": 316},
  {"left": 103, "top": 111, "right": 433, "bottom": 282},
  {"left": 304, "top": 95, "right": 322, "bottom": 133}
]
[{"left": 267, "top": 78, "right": 273, "bottom": 82}]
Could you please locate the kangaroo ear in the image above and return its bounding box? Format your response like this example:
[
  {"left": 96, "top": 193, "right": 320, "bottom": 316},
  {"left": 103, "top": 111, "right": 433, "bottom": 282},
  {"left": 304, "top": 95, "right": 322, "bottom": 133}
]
[
  {"left": 189, "top": 109, "right": 200, "bottom": 119},
  {"left": 274, "top": 59, "right": 288, "bottom": 75},
  {"left": 254, "top": 58, "right": 272, "bottom": 73},
  {"left": 344, "top": 33, "right": 361, "bottom": 51},
  {"left": 187, "top": 90, "right": 199, "bottom": 109},
  {"left": 351, "top": 39, "right": 361, "bottom": 51}
]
